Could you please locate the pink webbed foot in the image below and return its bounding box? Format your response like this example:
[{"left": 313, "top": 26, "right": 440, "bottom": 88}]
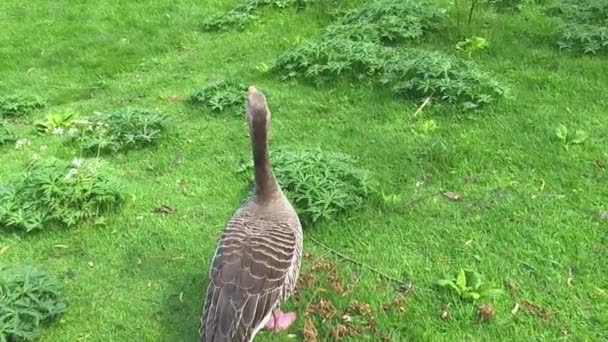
[{"left": 264, "top": 309, "right": 297, "bottom": 331}]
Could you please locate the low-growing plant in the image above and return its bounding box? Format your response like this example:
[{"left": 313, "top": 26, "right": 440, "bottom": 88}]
[
  {"left": 555, "top": 124, "right": 587, "bottom": 148},
  {"left": 35, "top": 111, "right": 76, "bottom": 135},
  {"left": 202, "top": 0, "right": 314, "bottom": 32},
  {"left": 383, "top": 49, "right": 508, "bottom": 108},
  {"left": 0, "top": 122, "right": 16, "bottom": 146},
  {"left": 436, "top": 268, "right": 504, "bottom": 300},
  {"left": 548, "top": 0, "right": 608, "bottom": 54},
  {"left": 332, "top": 0, "right": 447, "bottom": 43},
  {"left": 0, "top": 263, "right": 66, "bottom": 341},
  {"left": 489, "top": 0, "right": 546, "bottom": 12},
  {"left": 238, "top": 147, "right": 374, "bottom": 226},
  {"left": 547, "top": 0, "right": 608, "bottom": 22},
  {"left": 557, "top": 23, "right": 608, "bottom": 54},
  {"left": 272, "top": 0, "right": 506, "bottom": 108},
  {"left": 69, "top": 108, "right": 168, "bottom": 155},
  {"left": 0, "top": 94, "right": 46, "bottom": 118},
  {"left": 273, "top": 39, "right": 507, "bottom": 108},
  {"left": 190, "top": 80, "right": 248, "bottom": 114},
  {"left": 0, "top": 157, "right": 123, "bottom": 233},
  {"left": 456, "top": 36, "right": 489, "bottom": 57}
]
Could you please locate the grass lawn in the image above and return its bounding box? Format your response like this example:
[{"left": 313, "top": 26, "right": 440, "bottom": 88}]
[{"left": 1, "top": 0, "right": 607, "bottom": 341}]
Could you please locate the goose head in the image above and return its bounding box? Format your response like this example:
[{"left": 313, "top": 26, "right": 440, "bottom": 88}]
[{"left": 246, "top": 86, "right": 270, "bottom": 135}]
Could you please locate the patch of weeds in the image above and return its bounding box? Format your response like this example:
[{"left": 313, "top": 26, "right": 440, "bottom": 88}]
[
  {"left": 330, "top": 0, "right": 447, "bottom": 43},
  {"left": 548, "top": 0, "right": 608, "bottom": 54},
  {"left": 274, "top": 40, "right": 507, "bottom": 108},
  {"left": 69, "top": 108, "right": 168, "bottom": 155},
  {"left": 381, "top": 49, "right": 507, "bottom": 108},
  {"left": 489, "top": 0, "right": 546, "bottom": 12},
  {"left": 0, "top": 122, "right": 16, "bottom": 146},
  {"left": 35, "top": 111, "right": 76, "bottom": 135},
  {"left": 202, "top": 0, "right": 314, "bottom": 32},
  {"left": 0, "top": 263, "right": 66, "bottom": 341},
  {"left": 0, "top": 157, "right": 123, "bottom": 233},
  {"left": 190, "top": 80, "right": 247, "bottom": 114},
  {"left": 436, "top": 268, "right": 504, "bottom": 300},
  {"left": 557, "top": 23, "right": 608, "bottom": 54},
  {"left": 555, "top": 124, "right": 587, "bottom": 149},
  {"left": 272, "top": 0, "right": 506, "bottom": 108},
  {"left": 456, "top": 36, "right": 489, "bottom": 57},
  {"left": 0, "top": 94, "right": 46, "bottom": 118},
  {"left": 238, "top": 147, "right": 374, "bottom": 226}
]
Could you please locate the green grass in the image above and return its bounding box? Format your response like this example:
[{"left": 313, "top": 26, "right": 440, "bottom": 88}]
[{"left": 1, "top": 0, "right": 607, "bottom": 341}]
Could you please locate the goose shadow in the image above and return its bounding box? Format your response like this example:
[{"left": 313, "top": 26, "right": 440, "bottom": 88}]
[{"left": 158, "top": 268, "right": 207, "bottom": 342}]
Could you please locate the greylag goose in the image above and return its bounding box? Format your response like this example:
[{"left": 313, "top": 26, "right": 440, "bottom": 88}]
[{"left": 199, "top": 86, "right": 303, "bottom": 341}]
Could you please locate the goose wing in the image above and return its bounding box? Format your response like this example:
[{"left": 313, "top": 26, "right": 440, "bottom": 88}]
[{"left": 200, "top": 215, "right": 296, "bottom": 342}]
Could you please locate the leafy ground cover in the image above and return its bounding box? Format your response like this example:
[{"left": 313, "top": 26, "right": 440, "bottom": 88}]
[{"left": 0, "top": 0, "right": 607, "bottom": 340}]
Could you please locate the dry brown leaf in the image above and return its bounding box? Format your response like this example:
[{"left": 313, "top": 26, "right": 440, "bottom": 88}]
[
  {"left": 443, "top": 191, "right": 461, "bottom": 201},
  {"left": 505, "top": 280, "right": 520, "bottom": 296},
  {"left": 298, "top": 272, "right": 316, "bottom": 289},
  {"left": 329, "top": 273, "right": 345, "bottom": 295},
  {"left": 382, "top": 294, "right": 407, "bottom": 313},
  {"left": 154, "top": 204, "right": 174, "bottom": 214},
  {"left": 311, "top": 261, "right": 334, "bottom": 272},
  {"left": 291, "top": 288, "right": 301, "bottom": 303},
  {"left": 307, "top": 299, "right": 336, "bottom": 320},
  {"left": 348, "top": 301, "right": 372, "bottom": 316},
  {"left": 367, "top": 317, "right": 377, "bottom": 332},
  {"left": 478, "top": 303, "right": 495, "bottom": 322},
  {"left": 303, "top": 316, "right": 317, "bottom": 342},
  {"left": 331, "top": 324, "right": 349, "bottom": 340},
  {"left": 596, "top": 159, "right": 606, "bottom": 169},
  {"left": 398, "top": 281, "right": 414, "bottom": 295},
  {"left": 520, "top": 300, "right": 553, "bottom": 321}
]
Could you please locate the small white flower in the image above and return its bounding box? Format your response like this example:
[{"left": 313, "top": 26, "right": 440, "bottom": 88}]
[
  {"left": 15, "top": 138, "right": 29, "bottom": 150},
  {"left": 67, "top": 128, "right": 80, "bottom": 137},
  {"left": 30, "top": 153, "right": 41, "bottom": 161},
  {"left": 71, "top": 158, "right": 83, "bottom": 168},
  {"left": 64, "top": 168, "right": 78, "bottom": 180},
  {"left": 86, "top": 163, "right": 97, "bottom": 174},
  {"left": 52, "top": 127, "right": 64, "bottom": 136}
]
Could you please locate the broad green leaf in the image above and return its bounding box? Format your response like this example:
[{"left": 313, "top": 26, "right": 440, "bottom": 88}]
[
  {"left": 456, "top": 269, "right": 467, "bottom": 290},
  {"left": 436, "top": 279, "right": 461, "bottom": 294},
  {"left": 436, "top": 279, "right": 455, "bottom": 287},
  {"left": 465, "top": 269, "right": 483, "bottom": 290},
  {"left": 555, "top": 124, "right": 568, "bottom": 141},
  {"left": 462, "top": 291, "right": 480, "bottom": 300},
  {"left": 572, "top": 130, "right": 588, "bottom": 144}
]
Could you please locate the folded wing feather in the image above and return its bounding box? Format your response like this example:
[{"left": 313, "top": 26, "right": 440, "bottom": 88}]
[{"left": 200, "top": 214, "right": 296, "bottom": 342}]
